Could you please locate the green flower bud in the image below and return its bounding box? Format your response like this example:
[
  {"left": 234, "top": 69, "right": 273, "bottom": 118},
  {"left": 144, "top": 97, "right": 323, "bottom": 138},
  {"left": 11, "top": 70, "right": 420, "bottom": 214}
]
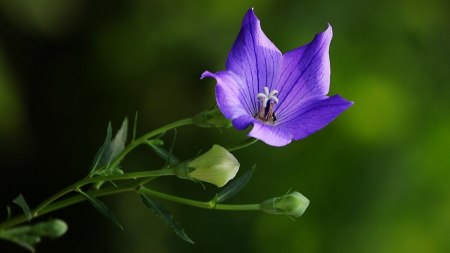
[
  {"left": 175, "top": 145, "right": 239, "bottom": 187},
  {"left": 261, "top": 191, "right": 310, "bottom": 217},
  {"left": 31, "top": 219, "right": 68, "bottom": 238},
  {"left": 193, "top": 108, "right": 232, "bottom": 128}
]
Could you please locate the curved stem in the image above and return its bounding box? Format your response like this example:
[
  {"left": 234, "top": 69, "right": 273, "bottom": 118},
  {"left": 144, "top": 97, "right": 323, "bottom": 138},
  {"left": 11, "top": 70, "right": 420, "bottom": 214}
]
[
  {"left": 2, "top": 114, "right": 266, "bottom": 233},
  {"left": 139, "top": 187, "right": 212, "bottom": 209},
  {"left": 0, "top": 185, "right": 137, "bottom": 230},
  {"left": 139, "top": 187, "right": 261, "bottom": 211},
  {"left": 226, "top": 138, "right": 258, "bottom": 152},
  {"left": 32, "top": 169, "right": 175, "bottom": 217},
  {"left": 35, "top": 118, "right": 195, "bottom": 216},
  {"left": 0, "top": 179, "right": 261, "bottom": 230},
  {"left": 0, "top": 117, "right": 195, "bottom": 230}
]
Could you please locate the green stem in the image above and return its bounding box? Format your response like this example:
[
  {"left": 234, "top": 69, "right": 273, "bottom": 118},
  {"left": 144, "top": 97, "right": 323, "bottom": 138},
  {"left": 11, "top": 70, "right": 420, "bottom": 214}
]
[
  {"left": 92, "top": 117, "right": 194, "bottom": 190},
  {"left": 139, "top": 187, "right": 261, "bottom": 211},
  {"left": 38, "top": 117, "right": 194, "bottom": 215},
  {"left": 108, "top": 118, "right": 194, "bottom": 170},
  {"left": 226, "top": 138, "right": 258, "bottom": 152},
  {"left": 0, "top": 180, "right": 261, "bottom": 230},
  {"left": 0, "top": 184, "right": 137, "bottom": 230},
  {"left": 3, "top": 113, "right": 271, "bottom": 233},
  {"left": 32, "top": 169, "right": 174, "bottom": 218},
  {"left": 215, "top": 203, "right": 261, "bottom": 211},
  {"left": 0, "top": 117, "right": 195, "bottom": 230}
]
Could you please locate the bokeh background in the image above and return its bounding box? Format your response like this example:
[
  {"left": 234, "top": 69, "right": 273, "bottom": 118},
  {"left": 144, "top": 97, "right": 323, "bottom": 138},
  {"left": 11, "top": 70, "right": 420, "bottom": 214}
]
[{"left": 1, "top": 0, "right": 449, "bottom": 252}]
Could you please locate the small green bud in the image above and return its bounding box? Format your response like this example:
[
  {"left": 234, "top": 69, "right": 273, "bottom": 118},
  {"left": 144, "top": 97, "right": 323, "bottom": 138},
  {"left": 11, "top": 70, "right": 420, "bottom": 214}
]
[
  {"left": 31, "top": 219, "right": 68, "bottom": 238},
  {"left": 261, "top": 191, "right": 310, "bottom": 217},
  {"left": 193, "top": 108, "right": 232, "bottom": 128},
  {"left": 175, "top": 145, "right": 239, "bottom": 187}
]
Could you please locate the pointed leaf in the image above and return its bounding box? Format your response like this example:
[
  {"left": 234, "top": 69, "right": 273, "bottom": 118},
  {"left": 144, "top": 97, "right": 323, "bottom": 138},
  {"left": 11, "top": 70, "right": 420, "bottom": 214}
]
[
  {"left": 216, "top": 165, "right": 255, "bottom": 203},
  {"left": 78, "top": 190, "right": 123, "bottom": 230},
  {"left": 167, "top": 129, "right": 177, "bottom": 167},
  {"left": 147, "top": 140, "right": 180, "bottom": 166},
  {"left": 90, "top": 122, "right": 112, "bottom": 174},
  {"left": 90, "top": 118, "right": 129, "bottom": 176},
  {"left": 139, "top": 193, "right": 194, "bottom": 244},
  {"left": 107, "top": 118, "right": 128, "bottom": 166},
  {"left": 132, "top": 111, "right": 138, "bottom": 141},
  {"left": 1, "top": 227, "right": 38, "bottom": 252},
  {"left": 13, "top": 194, "right": 32, "bottom": 221},
  {"left": 14, "top": 236, "right": 39, "bottom": 253}
]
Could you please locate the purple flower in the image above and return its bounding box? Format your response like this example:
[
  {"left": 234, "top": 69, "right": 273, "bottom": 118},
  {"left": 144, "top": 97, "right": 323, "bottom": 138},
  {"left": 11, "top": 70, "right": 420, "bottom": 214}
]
[{"left": 202, "top": 8, "right": 353, "bottom": 147}]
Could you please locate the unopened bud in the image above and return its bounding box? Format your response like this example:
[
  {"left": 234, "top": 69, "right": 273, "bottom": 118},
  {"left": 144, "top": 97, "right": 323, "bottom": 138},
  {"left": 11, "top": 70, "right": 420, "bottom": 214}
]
[
  {"left": 175, "top": 145, "right": 239, "bottom": 187},
  {"left": 261, "top": 192, "right": 309, "bottom": 217},
  {"left": 31, "top": 219, "right": 68, "bottom": 238}
]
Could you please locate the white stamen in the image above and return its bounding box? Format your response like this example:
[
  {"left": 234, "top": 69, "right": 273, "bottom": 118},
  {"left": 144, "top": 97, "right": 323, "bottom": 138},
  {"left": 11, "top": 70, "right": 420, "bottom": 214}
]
[
  {"left": 257, "top": 93, "right": 267, "bottom": 99},
  {"left": 263, "top": 97, "right": 269, "bottom": 107},
  {"left": 271, "top": 96, "right": 279, "bottom": 104},
  {"left": 256, "top": 86, "right": 279, "bottom": 108}
]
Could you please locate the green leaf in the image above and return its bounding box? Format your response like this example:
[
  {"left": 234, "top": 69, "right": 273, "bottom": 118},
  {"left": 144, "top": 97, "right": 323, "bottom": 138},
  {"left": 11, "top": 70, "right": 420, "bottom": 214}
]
[
  {"left": 147, "top": 140, "right": 180, "bottom": 166},
  {"left": 0, "top": 219, "right": 68, "bottom": 253},
  {"left": 107, "top": 118, "right": 128, "bottom": 166},
  {"left": 13, "top": 194, "right": 32, "bottom": 221},
  {"left": 216, "top": 165, "right": 255, "bottom": 203},
  {"left": 139, "top": 193, "right": 194, "bottom": 244},
  {"left": 0, "top": 227, "right": 39, "bottom": 253},
  {"left": 90, "top": 122, "right": 112, "bottom": 174},
  {"left": 78, "top": 190, "right": 123, "bottom": 230},
  {"left": 90, "top": 118, "right": 128, "bottom": 176},
  {"left": 132, "top": 111, "right": 138, "bottom": 141},
  {"left": 167, "top": 129, "right": 178, "bottom": 167}
]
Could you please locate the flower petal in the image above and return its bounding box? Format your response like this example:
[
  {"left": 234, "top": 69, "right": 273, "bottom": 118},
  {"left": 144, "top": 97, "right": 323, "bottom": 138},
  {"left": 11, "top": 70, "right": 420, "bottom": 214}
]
[
  {"left": 202, "top": 70, "right": 254, "bottom": 130},
  {"left": 248, "top": 121, "right": 293, "bottom": 147},
  {"left": 249, "top": 95, "right": 352, "bottom": 146},
  {"left": 283, "top": 95, "right": 353, "bottom": 140},
  {"left": 232, "top": 115, "right": 254, "bottom": 130},
  {"left": 226, "top": 8, "right": 282, "bottom": 115},
  {"left": 275, "top": 25, "right": 333, "bottom": 117}
]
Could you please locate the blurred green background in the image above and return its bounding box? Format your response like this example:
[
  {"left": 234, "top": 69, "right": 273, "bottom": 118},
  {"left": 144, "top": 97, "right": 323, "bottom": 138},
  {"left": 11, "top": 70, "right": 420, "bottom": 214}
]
[{"left": 1, "top": 0, "right": 449, "bottom": 252}]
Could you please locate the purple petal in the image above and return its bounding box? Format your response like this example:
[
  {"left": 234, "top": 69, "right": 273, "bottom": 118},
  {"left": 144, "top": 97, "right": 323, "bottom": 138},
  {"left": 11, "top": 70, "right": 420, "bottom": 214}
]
[
  {"left": 275, "top": 25, "right": 333, "bottom": 117},
  {"left": 202, "top": 70, "right": 254, "bottom": 130},
  {"left": 250, "top": 95, "right": 352, "bottom": 146},
  {"left": 232, "top": 115, "right": 254, "bottom": 130},
  {"left": 203, "top": 9, "right": 353, "bottom": 147},
  {"left": 226, "top": 8, "right": 282, "bottom": 115},
  {"left": 248, "top": 121, "right": 293, "bottom": 147},
  {"left": 283, "top": 95, "right": 353, "bottom": 140}
]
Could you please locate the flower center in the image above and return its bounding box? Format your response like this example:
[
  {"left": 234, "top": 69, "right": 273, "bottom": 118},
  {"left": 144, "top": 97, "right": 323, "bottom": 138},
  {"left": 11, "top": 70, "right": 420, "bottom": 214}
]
[{"left": 256, "top": 87, "right": 279, "bottom": 123}]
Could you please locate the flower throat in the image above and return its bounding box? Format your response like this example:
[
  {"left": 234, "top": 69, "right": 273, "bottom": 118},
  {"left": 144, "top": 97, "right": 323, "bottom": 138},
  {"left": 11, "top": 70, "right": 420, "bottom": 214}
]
[{"left": 256, "top": 87, "right": 279, "bottom": 124}]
